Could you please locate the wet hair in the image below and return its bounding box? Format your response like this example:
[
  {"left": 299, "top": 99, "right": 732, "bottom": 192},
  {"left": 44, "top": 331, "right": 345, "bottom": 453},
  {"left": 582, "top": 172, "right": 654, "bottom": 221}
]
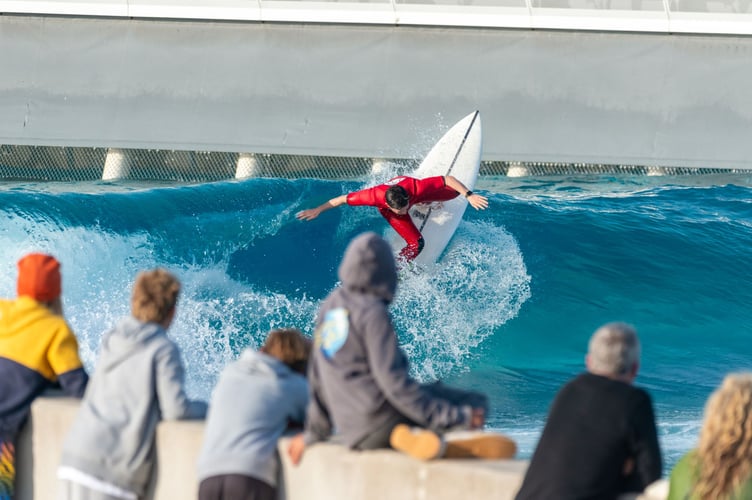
[
  {"left": 260, "top": 328, "right": 312, "bottom": 375},
  {"left": 131, "top": 268, "right": 180, "bottom": 324},
  {"left": 587, "top": 322, "right": 640, "bottom": 377},
  {"left": 385, "top": 185, "right": 409, "bottom": 210},
  {"left": 692, "top": 372, "right": 752, "bottom": 500}
]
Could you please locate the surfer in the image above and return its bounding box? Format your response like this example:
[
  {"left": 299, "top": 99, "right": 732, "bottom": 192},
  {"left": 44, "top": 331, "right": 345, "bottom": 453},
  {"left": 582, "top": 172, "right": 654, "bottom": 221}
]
[{"left": 296, "top": 175, "right": 488, "bottom": 261}]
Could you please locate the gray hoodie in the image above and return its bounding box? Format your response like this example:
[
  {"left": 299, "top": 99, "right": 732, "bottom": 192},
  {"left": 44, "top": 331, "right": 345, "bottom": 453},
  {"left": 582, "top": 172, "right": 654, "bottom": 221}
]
[
  {"left": 196, "top": 349, "right": 308, "bottom": 486},
  {"left": 59, "top": 316, "right": 206, "bottom": 496},
  {"left": 304, "top": 232, "right": 470, "bottom": 448}
]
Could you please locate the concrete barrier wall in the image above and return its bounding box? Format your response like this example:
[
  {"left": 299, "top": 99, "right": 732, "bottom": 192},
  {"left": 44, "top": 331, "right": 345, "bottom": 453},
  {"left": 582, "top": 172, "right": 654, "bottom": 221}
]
[
  {"left": 4, "top": 16, "right": 752, "bottom": 170},
  {"left": 278, "top": 439, "right": 529, "bottom": 500},
  {"left": 18, "top": 396, "right": 206, "bottom": 500},
  {"left": 17, "top": 396, "right": 668, "bottom": 500}
]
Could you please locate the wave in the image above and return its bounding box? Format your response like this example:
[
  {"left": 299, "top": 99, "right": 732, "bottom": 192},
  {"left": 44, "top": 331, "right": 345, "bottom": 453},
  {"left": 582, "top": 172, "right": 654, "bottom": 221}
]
[{"left": 1, "top": 175, "right": 750, "bottom": 467}]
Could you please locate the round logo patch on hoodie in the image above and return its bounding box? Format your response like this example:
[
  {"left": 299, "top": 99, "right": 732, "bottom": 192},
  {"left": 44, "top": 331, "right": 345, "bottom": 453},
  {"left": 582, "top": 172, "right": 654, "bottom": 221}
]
[{"left": 316, "top": 308, "right": 349, "bottom": 359}]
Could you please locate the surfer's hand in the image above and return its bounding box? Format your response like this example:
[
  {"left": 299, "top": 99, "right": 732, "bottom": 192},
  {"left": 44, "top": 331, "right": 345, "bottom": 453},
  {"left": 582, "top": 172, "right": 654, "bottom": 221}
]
[
  {"left": 467, "top": 193, "right": 489, "bottom": 210},
  {"left": 288, "top": 433, "right": 306, "bottom": 465},
  {"left": 296, "top": 208, "right": 320, "bottom": 221}
]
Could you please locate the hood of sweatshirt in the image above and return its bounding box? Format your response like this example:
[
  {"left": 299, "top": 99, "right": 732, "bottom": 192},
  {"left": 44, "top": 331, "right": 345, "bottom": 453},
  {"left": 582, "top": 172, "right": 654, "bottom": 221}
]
[
  {"left": 337, "top": 232, "right": 397, "bottom": 304},
  {"left": 232, "top": 348, "right": 295, "bottom": 378},
  {"left": 98, "top": 316, "right": 165, "bottom": 372}
]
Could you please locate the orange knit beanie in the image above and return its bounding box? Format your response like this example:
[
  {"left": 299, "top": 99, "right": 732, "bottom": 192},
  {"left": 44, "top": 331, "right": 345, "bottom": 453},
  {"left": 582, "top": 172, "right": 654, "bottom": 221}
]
[{"left": 17, "top": 253, "right": 61, "bottom": 302}]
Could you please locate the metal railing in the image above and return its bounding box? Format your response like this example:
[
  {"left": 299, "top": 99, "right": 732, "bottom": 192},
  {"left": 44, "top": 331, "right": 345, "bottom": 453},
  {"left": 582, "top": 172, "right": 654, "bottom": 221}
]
[
  {"left": 1, "top": 0, "right": 752, "bottom": 35},
  {"left": 0, "top": 145, "right": 740, "bottom": 182}
]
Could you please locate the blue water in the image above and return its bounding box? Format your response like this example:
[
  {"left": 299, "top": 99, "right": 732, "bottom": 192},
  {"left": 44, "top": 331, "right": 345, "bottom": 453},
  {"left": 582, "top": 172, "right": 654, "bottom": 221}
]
[{"left": 1, "top": 170, "right": 751, "bottom": 473}]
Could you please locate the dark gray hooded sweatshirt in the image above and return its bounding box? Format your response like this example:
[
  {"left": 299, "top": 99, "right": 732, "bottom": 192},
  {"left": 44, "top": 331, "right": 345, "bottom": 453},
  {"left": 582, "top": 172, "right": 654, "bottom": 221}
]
[
  {"left": 304, "top": 232, "right": 469, "bottom": 448},
  {"left": 59, "top": 316, "right": 207, "bottom": 496}
]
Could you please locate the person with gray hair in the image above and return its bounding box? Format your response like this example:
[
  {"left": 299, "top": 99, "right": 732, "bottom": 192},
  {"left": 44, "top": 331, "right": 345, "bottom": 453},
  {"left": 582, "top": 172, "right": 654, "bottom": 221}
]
[
  {"left": 587, "top": 322, "right": 641, "bottom": 378},
  {"left": 515, "top": 322, "right": 662, "bottom": 500}
]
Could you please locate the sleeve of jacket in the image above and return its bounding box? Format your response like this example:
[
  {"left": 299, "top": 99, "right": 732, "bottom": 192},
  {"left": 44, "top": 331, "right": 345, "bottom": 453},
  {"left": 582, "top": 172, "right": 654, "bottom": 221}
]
[
  {"left": 288, "top": 376, "right": 309, "bottom": 426},
  {"left": 47, "top": 321, "right": 88, "bottom": 397},
  {"left": 666, "top": 451, "right": 693, "bottom": 500},
  {"left": 303, "top": 356, "right": 333, "bottom": 446},
  {"left": 154, "top": 340, "right": 207, "bottom": 420},
  {"left": 362, "top": 307, "right": 467, "bottom": 430},
  {"left": 629, "top": 389, "right": 663, "bottom": 488}
]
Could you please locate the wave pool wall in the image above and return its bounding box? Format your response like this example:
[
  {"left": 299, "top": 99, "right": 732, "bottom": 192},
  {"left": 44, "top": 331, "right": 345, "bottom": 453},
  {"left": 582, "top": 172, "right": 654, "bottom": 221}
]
[{"left": 2, "top": 14, "right": 752, "bottom": 173}]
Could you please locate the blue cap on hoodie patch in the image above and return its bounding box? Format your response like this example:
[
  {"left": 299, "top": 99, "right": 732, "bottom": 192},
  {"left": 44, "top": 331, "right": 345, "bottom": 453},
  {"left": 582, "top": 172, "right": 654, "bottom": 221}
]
[{"left": 316, "top": 308, "right": 349, "bottom": 358}]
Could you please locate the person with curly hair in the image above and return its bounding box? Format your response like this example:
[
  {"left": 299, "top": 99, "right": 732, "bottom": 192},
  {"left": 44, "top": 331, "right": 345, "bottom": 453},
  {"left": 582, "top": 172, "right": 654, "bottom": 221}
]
[{"left": 668, "top": 372, "right": 752, "bottom": 500}]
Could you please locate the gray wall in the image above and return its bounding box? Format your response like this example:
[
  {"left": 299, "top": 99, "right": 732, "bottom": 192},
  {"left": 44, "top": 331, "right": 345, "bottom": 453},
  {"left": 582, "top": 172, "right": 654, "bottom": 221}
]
[
  {"left": 2, "top": 15, "right": 752, "bottom": 169},
  {"left": 22, "top": 397, "right": 668, "bottom": 500}
]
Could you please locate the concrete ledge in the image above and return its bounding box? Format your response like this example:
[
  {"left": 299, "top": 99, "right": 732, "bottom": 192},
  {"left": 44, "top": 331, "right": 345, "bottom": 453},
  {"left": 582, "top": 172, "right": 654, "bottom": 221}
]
[
  {"left": 21, "top": 396, "right": 208, "bottom": 500},
  {"left": 17, "top": 396, "right": 667, "bottom": 500},
  {"left": 278, "top": 439, "right": 528, "bottom": 500}
]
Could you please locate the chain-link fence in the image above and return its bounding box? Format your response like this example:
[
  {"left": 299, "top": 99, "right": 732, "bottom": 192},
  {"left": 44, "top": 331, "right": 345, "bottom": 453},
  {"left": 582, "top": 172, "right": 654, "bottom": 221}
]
[{"left": 0, "top": 144, "right": 740, "bottom": 183}]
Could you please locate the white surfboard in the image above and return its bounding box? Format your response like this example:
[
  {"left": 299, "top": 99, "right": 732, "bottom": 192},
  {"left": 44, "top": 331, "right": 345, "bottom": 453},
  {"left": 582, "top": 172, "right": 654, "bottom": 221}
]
[{"left": 397, "top": 111, "right": 482, "bottom": 266}]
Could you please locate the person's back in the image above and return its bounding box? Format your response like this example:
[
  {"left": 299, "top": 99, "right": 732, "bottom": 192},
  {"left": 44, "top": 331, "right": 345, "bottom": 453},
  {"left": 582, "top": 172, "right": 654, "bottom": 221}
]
[
  {"left": 58, "top": 268, "right": 207, "bottom": 500},
  {"left": 288, "top": 232, "right": 515, "bottom": 465},
  {"left": 668, "top": 372, "right": 752, "bottom": 500},
  {"left": 515, "top": 322, "right": 662, "bottom": 500},
  {"left": 197, "top": 328, "right": 310, "bottom": 500},
  {"left": 305, "top": 232, "right": 474, "bottom": 449},
  {"left": 0, "top": 253, "right": 88, "bottom": 500}
]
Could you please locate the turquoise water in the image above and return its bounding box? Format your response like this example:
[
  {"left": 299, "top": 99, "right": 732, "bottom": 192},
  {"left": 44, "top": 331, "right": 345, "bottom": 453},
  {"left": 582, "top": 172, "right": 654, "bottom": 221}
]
[{"left": 1, "top": 170, "right": 751, "bottom": 473}]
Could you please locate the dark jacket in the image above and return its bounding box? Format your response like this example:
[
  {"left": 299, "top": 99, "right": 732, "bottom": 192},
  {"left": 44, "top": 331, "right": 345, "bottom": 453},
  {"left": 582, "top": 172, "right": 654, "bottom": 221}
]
[
  {"left": 516, "top": 372, "right": 662, "bottom": 500},
  {"left": 303, "top": 232, "right": 470, "bottom": 448}
]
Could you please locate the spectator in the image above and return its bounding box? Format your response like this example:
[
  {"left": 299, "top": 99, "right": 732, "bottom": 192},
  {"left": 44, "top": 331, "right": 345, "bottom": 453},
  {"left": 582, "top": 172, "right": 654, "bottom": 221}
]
[
  {"left": 667, "top": 372, "right": 752, "bottom": 500},
  {"left": 0, "top": 253, "right": 88, "bottom": 500},
  {"left": 287, "top": 232, "right": 515, "bottom": 464},
  {"left": 57, "top": 268, "right": 207, "bottom": 500},
  {"left": 515, "top": 322, "right": 662, "bottom": 500},
  {"left": 197, "top": 328, "right": 310, "bottom": 500}
]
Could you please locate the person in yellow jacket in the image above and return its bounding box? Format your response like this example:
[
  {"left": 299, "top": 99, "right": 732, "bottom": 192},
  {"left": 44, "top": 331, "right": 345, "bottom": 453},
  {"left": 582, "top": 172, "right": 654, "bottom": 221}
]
[{"left": 0, "top": 253, "right": 88, "bottom": 500}]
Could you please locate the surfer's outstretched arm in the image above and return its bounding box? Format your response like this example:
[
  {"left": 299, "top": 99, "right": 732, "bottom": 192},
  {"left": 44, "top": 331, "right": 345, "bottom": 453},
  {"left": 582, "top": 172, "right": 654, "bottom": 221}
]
[
  {"left": 296, "top": 194, "right": 348, "bottom": 221},
  {"left": 444, "top": 176, "right": 489, "bottom": 210}
]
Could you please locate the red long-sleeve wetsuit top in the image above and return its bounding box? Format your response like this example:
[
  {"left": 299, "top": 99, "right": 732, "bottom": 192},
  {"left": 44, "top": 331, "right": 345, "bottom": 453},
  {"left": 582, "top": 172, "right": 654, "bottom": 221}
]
[{"left": 346, "top": 176, "right": 460, "bottom": 261}]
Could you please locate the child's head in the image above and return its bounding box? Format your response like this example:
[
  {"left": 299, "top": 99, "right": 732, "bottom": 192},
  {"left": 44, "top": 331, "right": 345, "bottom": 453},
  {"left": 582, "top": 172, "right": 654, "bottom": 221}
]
[
  {"left": 260, "top": 328, "right": 311, "bottom": 374},
  {"left": 17, "top": 253, "right": 61, "bottom": 303},
  {"left": 131, "top": 268, "right": 180, "bottom": 326}
]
